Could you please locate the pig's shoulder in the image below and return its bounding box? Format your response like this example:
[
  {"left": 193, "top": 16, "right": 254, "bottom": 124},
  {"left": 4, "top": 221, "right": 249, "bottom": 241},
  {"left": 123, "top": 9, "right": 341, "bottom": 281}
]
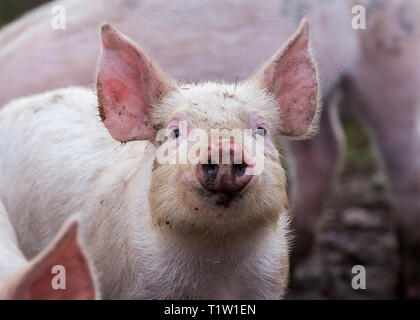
[{"left": 0, "top": 86, "right": 96, "bottom": 119}]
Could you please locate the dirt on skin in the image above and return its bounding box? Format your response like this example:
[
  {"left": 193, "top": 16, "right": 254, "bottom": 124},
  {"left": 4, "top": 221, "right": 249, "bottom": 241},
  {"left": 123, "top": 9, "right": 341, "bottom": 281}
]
[{"left": 287, "top": 168, "right": 400, "bottom": 299}]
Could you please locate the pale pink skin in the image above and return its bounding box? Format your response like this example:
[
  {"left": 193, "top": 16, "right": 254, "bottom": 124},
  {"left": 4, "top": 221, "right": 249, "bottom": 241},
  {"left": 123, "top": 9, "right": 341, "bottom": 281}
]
[{"left": 1, "top": 0, "right": 420, "bottom": 298}]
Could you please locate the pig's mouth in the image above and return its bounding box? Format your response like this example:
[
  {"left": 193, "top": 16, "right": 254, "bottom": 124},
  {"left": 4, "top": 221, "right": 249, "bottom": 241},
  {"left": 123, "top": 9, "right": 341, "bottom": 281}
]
[
  {"left": 192, "top": 160, "right": 254, "bottom": 208},
  {"left": 193, "top": 186, "right": 246, "bottom": 208}
]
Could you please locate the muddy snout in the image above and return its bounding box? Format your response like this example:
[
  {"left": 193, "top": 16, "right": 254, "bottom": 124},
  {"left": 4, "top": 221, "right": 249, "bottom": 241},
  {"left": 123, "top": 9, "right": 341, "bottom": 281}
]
[{"left": 196, "top": 141, "right": 253, "bottom": 195}]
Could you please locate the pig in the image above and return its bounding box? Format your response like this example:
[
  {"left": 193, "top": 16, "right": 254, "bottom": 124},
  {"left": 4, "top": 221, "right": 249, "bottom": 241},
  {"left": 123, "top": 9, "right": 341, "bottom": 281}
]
[
  {"left": 0, "top": 0, "right": 357, "bottom": 272},
  {"left": 0, "top": 18, "right": 321, "bottom": 299},
  {"left": 0, "top": 202, "right": 97, "bottom": 299}
]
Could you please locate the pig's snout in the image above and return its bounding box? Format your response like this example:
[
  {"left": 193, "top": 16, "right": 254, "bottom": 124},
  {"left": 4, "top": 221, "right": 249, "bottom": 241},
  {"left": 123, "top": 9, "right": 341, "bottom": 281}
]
[{"left": 196, "top": 142, "right": 252, "bottom": 195}]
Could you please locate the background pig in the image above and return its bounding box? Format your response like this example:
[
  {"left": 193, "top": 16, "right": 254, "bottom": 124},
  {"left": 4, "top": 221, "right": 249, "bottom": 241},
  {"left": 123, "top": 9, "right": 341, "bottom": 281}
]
[
  {"left": 343, "top": 0, "right": 420, "bottom": 299},
  {"left": 0, "top": 0, "right": 355, "bottom": 105},
  {"left": 0, "top": 203, "right": 97, "bottom": 299},
  {"left": 0, "top": 19, "right": 320, "bottom": 299}
]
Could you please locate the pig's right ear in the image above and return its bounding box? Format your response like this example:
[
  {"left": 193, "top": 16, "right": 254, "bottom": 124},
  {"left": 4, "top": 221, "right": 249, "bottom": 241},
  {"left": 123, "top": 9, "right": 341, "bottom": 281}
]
[
  {"left": 253, "top": 18, "right": 321, "bottom": 140},
  {"left": 97, "top": 24, "right": 171, "bottom": 143},
  {"left": 4, "top": 220, "right": 97, "bottom": 300}
]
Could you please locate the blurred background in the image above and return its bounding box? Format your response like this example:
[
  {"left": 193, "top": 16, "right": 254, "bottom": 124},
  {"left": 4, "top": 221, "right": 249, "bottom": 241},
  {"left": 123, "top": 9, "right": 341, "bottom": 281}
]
[
  {"left": 0, "top": 0, "right": 400, "bottom": 299},
  {"left": 0, "top": 0, "right": 49, "bottom": 26}
]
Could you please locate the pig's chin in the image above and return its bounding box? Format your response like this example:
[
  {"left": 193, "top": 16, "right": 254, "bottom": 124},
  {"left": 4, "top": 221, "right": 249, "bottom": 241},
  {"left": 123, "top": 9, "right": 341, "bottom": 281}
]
[
  {"left": 207, "top": 191, "right": 240, "bottom": 208},
  {"left": 185, "top": 168, "right": 258, "bottom": 209},
  {"left": 193, "top": 186, "right": 248, "bottom": 209}
]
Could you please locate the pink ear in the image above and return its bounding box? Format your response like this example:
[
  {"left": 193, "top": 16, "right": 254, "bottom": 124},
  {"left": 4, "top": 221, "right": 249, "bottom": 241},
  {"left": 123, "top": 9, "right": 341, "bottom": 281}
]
[
  {"left": 257, "top": 18, "right": 321, "bottom": 139},
  {"left": 97, "top": 24, "right": 170, "bottom": 142},
  {"left": 8, "top": 221, "right": 96, "bottom": 300}
]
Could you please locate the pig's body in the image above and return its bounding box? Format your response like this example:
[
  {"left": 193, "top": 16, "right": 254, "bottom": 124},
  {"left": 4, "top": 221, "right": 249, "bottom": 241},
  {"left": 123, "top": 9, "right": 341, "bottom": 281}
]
[
  {"left": 0, "top": 87, "right": 289, "bottom": 299},
  {"left": 0, "top": 201, "right": 27, "bottom": 283}
]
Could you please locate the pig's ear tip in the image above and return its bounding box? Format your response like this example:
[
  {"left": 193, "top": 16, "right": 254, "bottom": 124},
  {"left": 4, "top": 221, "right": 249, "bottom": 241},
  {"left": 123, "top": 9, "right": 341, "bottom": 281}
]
[
  {"left": 62, "top": 216, "right": 80, "bottom": 236},
  {"left": 100, "top": 23, "right": 117, "bottom": 37},
  {"left": 299, "top": 17, "right": 311, "bottom": 33},
  {"left": 68, "top": 218, "right": 79, "bottom": 231},
  {"left": 100, "top": 23, "right": 121, "bottom": 45}
]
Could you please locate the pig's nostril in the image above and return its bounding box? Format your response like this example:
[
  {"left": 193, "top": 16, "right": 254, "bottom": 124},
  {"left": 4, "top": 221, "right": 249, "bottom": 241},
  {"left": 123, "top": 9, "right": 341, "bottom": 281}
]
[
  {"left": 202, "top": 164, "right": 218, "bottom": 179},
  {"left": 233, "top": 163, "right": 247, "bottom": 177},
  {"left": 197, "top": 145, "right": 252, "bottom": 196}
]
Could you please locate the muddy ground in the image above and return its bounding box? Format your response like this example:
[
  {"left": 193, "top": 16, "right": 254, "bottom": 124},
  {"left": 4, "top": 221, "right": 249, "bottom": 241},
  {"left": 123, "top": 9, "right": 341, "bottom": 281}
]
[{"left": 287, "top": 118, "right": 400, "bottom": 300}]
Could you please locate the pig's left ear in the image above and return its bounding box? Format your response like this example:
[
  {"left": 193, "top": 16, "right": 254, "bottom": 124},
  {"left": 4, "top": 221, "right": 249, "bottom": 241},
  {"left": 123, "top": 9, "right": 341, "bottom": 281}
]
[
  {"left": 5, "top": 220, "right": 97, "bottom": 300},
  {"left": 254, "top": 18, "right": 321, "bottom": 139},
  {"left": 97, "top": 24, "right": 171, "bottom": 143}
]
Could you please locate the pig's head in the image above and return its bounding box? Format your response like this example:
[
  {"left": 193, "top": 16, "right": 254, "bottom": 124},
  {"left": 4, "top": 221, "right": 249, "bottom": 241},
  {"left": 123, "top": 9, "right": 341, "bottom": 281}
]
[{"left": 97, "top": 19, "right": 321, "bottom": 235}]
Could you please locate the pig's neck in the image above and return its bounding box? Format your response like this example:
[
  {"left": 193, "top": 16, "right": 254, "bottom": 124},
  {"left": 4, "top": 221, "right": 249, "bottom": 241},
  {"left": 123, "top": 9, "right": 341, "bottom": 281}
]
[{"left": 129, "top": 215, "right": 283, "bottom": 299}]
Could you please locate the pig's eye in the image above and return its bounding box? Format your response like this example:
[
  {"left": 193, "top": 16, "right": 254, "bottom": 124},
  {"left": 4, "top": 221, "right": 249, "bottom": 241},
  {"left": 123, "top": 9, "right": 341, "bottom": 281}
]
[
  {"left": 256, "top": 127, "right": 267, "bottom": 136},
  {"left": 172, "top": 129, "right": 180, "bottom": 139}
]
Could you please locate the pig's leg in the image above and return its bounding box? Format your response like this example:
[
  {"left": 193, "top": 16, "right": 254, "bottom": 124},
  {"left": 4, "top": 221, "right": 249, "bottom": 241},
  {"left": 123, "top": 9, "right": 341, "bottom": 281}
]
[
  {"left": 381, "top": 120, "right": 420, "bottom": 300},
  {"left": 288, "top": 92, "right": 345, "bottom": 264}
]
